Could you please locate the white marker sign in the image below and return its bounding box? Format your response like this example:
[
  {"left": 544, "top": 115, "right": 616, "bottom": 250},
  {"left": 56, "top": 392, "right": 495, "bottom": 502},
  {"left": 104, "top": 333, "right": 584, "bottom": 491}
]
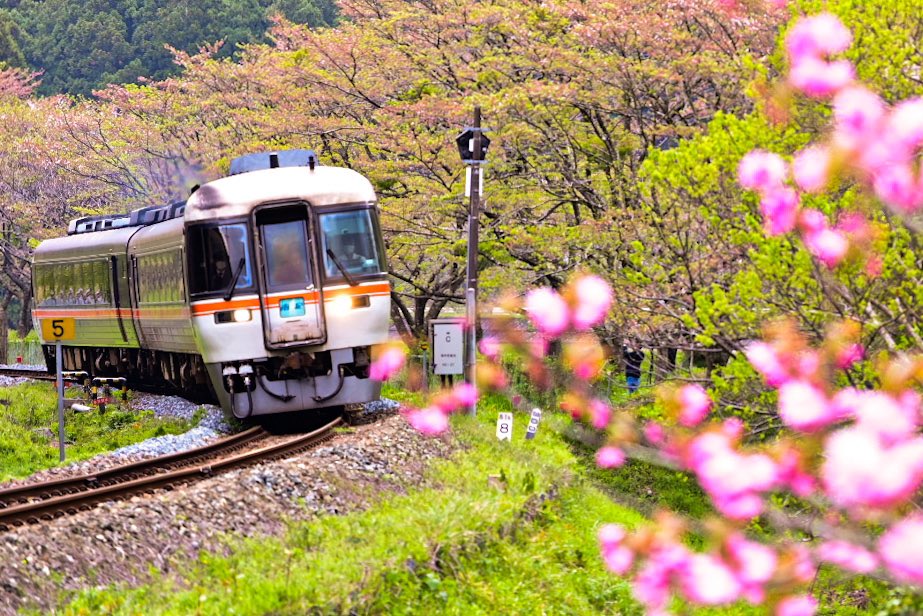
[
  {"left": 525, "top": 408, "right": 543, "bottom": 440},
  {"left": 496, "top": 412, "right": 513, "bottom": 441},
  {"left": 432, "top": 321, "right": 465, "bottom": 375}
]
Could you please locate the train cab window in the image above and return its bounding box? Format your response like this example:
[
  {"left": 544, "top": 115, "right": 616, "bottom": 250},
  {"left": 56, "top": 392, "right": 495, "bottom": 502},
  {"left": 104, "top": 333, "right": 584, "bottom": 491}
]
[
  {"left": 319, "top": 209, "right": 384, "bottom": 280},
  {"left": 187, "top": 223, "right": 254, "bottom": 297},
  {"left": 262, "top": 219, "right": 313, "bottom": 289}
]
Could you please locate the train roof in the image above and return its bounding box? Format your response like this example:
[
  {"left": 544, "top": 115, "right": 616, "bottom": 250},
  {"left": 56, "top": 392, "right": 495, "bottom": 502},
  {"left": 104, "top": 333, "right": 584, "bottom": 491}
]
[
  {"left": 33, "top": 225, "right": 140, "bottom": 264},
  {"left": 185, "top": 165, "right": 377, "bottom": 224}
]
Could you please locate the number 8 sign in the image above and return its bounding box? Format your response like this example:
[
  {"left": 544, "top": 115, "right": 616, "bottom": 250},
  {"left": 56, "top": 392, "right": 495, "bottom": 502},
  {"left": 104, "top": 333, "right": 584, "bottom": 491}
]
[{"left": 496, "top": 412, "right": 512, "bottom": 441}]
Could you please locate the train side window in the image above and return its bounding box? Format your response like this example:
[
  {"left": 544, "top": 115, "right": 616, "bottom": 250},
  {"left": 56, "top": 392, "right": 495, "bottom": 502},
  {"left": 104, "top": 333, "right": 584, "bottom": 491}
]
[
  {"left": 319, "top": 209, "right": 384, "bottom": 280},
  {"left": 187, "top": 223, "right": 254, "bottom": 297}
]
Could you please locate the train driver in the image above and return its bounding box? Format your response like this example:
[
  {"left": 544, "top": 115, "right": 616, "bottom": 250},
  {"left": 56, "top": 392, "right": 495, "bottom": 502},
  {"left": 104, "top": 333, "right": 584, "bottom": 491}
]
[{"left": 213, "top": 258, "right": 232, "bottom": 289}]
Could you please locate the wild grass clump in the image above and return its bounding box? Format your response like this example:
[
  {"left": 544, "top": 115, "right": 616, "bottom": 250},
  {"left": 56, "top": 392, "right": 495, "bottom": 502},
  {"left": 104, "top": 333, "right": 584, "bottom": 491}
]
[{"left": 0, "top": 381, "right": 194, "bottom": 481}]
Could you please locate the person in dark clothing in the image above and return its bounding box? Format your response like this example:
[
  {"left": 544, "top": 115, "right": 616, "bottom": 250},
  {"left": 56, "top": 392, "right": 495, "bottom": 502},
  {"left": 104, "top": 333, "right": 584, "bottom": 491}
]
[{"left": 624, "top": 345, "right": 644, "bottom": 394}]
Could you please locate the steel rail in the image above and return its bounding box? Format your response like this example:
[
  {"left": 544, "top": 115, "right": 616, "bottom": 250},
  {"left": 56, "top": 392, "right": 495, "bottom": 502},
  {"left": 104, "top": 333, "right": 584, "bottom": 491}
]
[
  {"left": 0, "top": 368, "right": 54, "bottom": 381},
  {"left": 0, "top": 417, "right": 341, "bottom": 530},
  {"left": 0, "top": 426, "right": 267, "bottom": 508}
]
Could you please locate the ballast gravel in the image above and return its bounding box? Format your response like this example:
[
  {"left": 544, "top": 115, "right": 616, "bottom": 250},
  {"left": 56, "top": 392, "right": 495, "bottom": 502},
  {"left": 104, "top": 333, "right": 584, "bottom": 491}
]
[{"left": 0, "top": 405, "right": 451, "bottom": 615}]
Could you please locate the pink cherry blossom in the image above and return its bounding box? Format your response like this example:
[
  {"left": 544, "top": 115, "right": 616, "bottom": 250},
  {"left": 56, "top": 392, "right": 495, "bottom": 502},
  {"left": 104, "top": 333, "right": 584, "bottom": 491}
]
[
  {"left": 776, "top": 594, "right": 818, "bottom": 616},
  {"left": 777, "top": 448, "right": 817, "bottom": 497},
  {"left": 745, "top": 341, "right": 788, "bottom": 387},
  {"left": 822, "top": 427, "right": 923, "bottom": 508},
  {"left": 369, "top": 346, "right": 406, "bottom": 381},
  {"left": 789, "top": 58, "right": 855, "bottom": 98},
  {"left": 599, "top": 524, "right": 634, "bottom": 575},
  {"left": 803, "top": 227, "right": 849, "bottom": 267},
  {"left": 833, "top": 86, "right": 886, "bottom": 141},
  {"left": 785, "top": 13, "right": 852, "bottom": 62},
  {"left": 792, "top": 146, "right": 831, "bottom": 193},
  {"left": 777, "top": 380, "right": 838, "bottom": 432},
  {"left": 679, "top": 554, "right": 742, "bottom": 605},
  {"left": 451, "top": 382, "right": 478, "bottom": 407},
  {"left": 851, "top": 391, "right": 918, "bottom": 444},
  {"left": 589, "top": 399, "right": 612, "bottom": 429},
  {"left": 405, "top": 406, "right": 449, "bottom": 436},
  {"left": 873, "top": 164, "right": 921, "bottom": 213},
  {"left": 572, "top": 274, "right": 613, "bottom": 330},
  {"left": 677, "top": 383, "right": 712, "bottom": 427},
  {"left": 887, "top": 97, "right": 923, "bottom": 150},
  {"left": 759, "top": 187, "right": 800, "bottom": 235},
  {"left": 817, "top": 540, "right": 878, "bottom": 573},
  {"left": 878, "top": 515, "right": 923, "bottom": 584},
  {"left": 596, "top": 446, "right": 626, "bottom": 469},
  {"left": 478, "top": 336, "right": 501, "bottom": 360},
  {"left": 738, "top": 150, "right": 787, "bottom": 192},
  {"left": 835, "top": 343, "right": 864, "bottom": 368},
  {"left": 524, "top": 287, "right": 570, "bottom": 336},
  {"left": 643, "top": 421, "right": 665, "bottom": 446},
  {"left": 726, "top": 534, "right": 777, "bottom": 585}
]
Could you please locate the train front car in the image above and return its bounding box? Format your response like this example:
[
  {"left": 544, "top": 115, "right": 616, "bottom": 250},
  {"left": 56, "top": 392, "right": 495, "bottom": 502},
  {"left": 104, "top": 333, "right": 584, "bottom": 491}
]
[{"left": 187, "top": 151, "right": 390, "bottom": 418}]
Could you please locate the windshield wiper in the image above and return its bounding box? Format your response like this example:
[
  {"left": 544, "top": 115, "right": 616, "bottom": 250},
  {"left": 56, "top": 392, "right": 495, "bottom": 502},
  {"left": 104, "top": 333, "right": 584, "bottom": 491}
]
[
  {"left": 326, "top": 249, "right": 358, "bottom": 286},
  {"left": 223, "top": 257, "right": 247, "bottom": 301}
]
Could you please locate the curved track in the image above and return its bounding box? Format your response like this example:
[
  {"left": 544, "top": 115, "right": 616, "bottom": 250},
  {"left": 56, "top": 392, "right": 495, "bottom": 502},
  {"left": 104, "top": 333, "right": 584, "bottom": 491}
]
[
  {"left": 0, "top": 417, "right": 341, "bottom": 531},
  {"left": 0, "top": 367, "right": 55, "bottom": 382}
]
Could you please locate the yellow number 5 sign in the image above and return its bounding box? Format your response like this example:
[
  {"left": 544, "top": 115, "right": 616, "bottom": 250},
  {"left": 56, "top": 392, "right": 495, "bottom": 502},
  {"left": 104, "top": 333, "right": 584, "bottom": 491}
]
[{"left": 41, "top": 318, "right": 76, "bottom": 341}]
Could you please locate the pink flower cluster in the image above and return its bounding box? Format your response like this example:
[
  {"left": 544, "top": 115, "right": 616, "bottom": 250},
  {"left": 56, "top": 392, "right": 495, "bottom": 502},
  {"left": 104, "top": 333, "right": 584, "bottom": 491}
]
[
  {"left": 598, "top": 523, "right": 817, "bottom": 614},
  {"left": 524, "top": 274, "right": 613, "bottom": 336},
  {"left": 403, "top": 381, "right": 478, "bottom": 436},
  {"left": 740, "top": 13, "right": 923, "bottom": 269},
  {"left": 369, "top": 346, "right": 407, "bottom": 381}
]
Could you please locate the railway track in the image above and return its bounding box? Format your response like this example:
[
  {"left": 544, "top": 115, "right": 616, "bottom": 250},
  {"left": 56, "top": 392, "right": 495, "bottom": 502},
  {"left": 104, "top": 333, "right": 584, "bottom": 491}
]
[
  {"left": 0, "top": 367, "right": 55, "bottom": 381},
  {"left": 0, "top": 417, "right": 342, "bottom": 531}
]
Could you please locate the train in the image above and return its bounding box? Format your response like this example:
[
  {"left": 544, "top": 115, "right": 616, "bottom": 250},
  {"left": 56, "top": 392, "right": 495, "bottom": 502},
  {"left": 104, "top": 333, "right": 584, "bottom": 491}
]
[{"left": 30, "top": 149, "right": 391, "bottom": 418}]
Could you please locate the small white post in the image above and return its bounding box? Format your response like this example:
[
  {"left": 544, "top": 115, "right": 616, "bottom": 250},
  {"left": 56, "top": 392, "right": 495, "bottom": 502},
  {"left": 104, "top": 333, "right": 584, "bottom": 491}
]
[{"left": 56, "top": 341, "right": 65, "bottom": 462}]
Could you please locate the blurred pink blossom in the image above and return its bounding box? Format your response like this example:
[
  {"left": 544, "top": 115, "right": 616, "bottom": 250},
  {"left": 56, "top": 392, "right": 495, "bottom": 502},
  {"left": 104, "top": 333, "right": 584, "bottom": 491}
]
[
  {"left": 833, "top": 86, "right": 886, "bottom": 141},
  {"left": 726, "top": 534, "right": 777, "bottom": 585},
  {"left": 369, "top": 347, "right": 406, "bottom": 381},
  {"left": 643, "top": 421, "right": 665, "bottom": 446},
  {"left": 785, "top": 13, "right": 852, "bottom": 62},
  {"left": 803, "top": 227, "right": 849, "bottom": 267},
  {"left": 745, "top": 341, "right": 788, "bottom": 387},
  {"left": 817, "top": 540, "right": 878, "bottom": 573},
  {"left": 405, "top": 407, "right": 449, "bottom": 436},
  {"left": 887, "top": 97, "right": 923, "bottom": 150},
  {"left": 451, "top": 382, "right": 478, "bottom": 407},
  {"left": 572, "top": 274, "right": 613, "bottom": 330},
  {"left": 878, "top": 515, "right": 923, "bottom": 584},
  {"left": 677, "top": 384, "right": 712, "bottom": 427},
  {"left": 777, "top": 380, "right": 837, "bottom": 432},
  {"left": 589, "top": 399, "right": 612, "bottom": 429},
  {"left": 738, "top": 150, "right": 787, "bottom": 192},
  {"left": 792, "top": 146, "right": 831, "bottom": 193},
  {"left": 599, "top": 524, "right": 634, "bottom": 574},
  {"left": 789, "top": 58, "right": 854, "bottom": 98},
  {"left": 679, "top": 554, "right": 742, "bottom": 605},
  {"left": 596, "top": 446, "right": 626, "bottom": 469},
  {"left": 835, "top": 343, "right": 864, "bottom": 368},
  {"left": 822, "top": 427, "right": 923, "bottom": 508},
  {"left": 873, "top": 164, "right": 921, "bottom": 213},
  {"left": 525, "top": 287, "right": 570, "bottom": 336},
  {"left": 478, "top": 336, "right": 501, "bottom": 360},
  {"left": 760, "top": 187, "right": 800, "bottom": 235},
  {"left": 851, "top": 391, "right": 918, "bottom": 444},
  {"left": 776, "top": 594, "right": 818, "bottom": 616}
]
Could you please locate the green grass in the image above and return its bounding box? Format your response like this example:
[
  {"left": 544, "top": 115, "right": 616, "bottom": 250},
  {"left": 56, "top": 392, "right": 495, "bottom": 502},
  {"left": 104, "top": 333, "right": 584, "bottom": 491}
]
[
  {"left": 50, "top": 387, "right": 922, "bottom": 615},
  {"left": 0, "top": 381, "right": 195, "bottom": 481}
]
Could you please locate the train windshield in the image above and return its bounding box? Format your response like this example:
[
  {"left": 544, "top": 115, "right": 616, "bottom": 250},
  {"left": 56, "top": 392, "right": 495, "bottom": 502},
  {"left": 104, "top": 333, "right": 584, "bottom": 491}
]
[
  {"left": 319, "top": 209, "right": 385, "bottom": 280},
  {"left": 187, "top": 223, "right": 254, "bottom": 297}
]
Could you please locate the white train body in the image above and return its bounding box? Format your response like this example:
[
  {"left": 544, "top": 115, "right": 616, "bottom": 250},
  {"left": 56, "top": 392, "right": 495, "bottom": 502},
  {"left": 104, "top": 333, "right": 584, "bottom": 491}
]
[{"left": 32, "top": 151, "right": 391, "bottom": 417}]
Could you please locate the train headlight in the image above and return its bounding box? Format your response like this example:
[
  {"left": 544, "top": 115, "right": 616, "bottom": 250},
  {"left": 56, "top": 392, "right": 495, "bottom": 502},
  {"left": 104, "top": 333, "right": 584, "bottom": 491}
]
[
  {"left": 215, "top": 309, "right": 252, "bottom": 324},
  {"left": 329, "top": 294, "right": 353, "bottom": 313}
]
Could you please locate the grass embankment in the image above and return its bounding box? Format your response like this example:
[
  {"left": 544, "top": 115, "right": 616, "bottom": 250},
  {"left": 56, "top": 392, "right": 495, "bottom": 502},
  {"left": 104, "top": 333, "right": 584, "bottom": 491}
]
[
  {"left": 0, "top": 381, "right": 196, "bottom": 481},
  {"left": 57, "top": 384, "right": 916, "bottom": 615}
]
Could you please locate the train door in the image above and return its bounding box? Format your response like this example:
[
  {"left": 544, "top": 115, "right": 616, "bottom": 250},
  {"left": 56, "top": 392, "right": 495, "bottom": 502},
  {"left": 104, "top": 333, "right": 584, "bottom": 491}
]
[{"left": 254, "top": 203, "right": 326, "bottom": 348}]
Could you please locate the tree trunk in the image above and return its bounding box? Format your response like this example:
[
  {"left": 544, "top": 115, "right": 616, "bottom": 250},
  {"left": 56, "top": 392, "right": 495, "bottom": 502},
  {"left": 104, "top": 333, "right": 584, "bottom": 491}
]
[
  {"left": 0, "top": 293, "right": 10, "bottom": 365},
  {"left": 18, "top": 291, "right": 30, "bottom": 337}
]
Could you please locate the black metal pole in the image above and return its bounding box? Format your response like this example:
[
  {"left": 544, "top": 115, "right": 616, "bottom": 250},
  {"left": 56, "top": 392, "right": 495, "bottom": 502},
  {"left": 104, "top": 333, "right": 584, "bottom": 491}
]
[{"left": 465, "top": 107, "right": 482, "bottom": 416}]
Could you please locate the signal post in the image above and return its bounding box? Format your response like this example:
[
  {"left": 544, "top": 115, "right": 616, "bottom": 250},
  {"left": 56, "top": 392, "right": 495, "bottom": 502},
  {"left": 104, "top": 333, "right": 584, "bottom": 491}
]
[{"left": 40, "top": 317, "right": 75, "bottom": 461}]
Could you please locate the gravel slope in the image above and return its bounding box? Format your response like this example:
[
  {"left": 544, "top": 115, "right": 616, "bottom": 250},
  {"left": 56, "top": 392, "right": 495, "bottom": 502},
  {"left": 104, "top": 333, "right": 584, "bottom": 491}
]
[{"left": 0, "top": 411, "right": 452, "bottom": 614}]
